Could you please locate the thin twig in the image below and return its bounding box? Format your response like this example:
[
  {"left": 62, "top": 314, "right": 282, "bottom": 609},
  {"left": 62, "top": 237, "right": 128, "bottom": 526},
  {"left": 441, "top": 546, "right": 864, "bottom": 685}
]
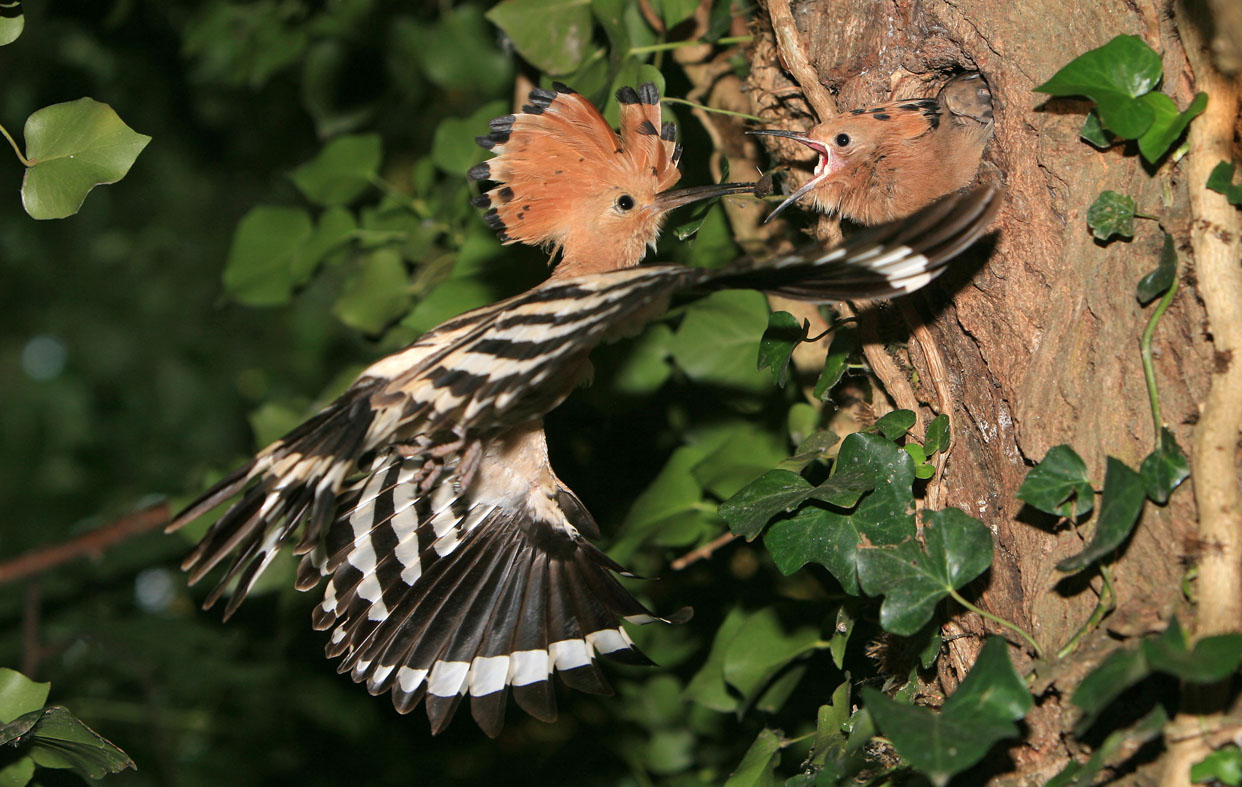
[
  {"left": 765, "top": 0, "right": 837, "bottom": 120},
  {"left": 0, "top": 503, "right": 171, "bottom": 586},
  {"left": 670, "top": 531, "right": 739, "bottom": 570}
]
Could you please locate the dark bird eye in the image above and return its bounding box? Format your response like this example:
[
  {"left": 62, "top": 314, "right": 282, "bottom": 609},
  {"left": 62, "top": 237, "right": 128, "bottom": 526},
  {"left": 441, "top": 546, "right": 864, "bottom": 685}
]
[
  {"left": 835, "top": 133, "right": 851, "bottom": 147},
  {"left": 616, "top": 194, "right": 635, "bottom": 211}
]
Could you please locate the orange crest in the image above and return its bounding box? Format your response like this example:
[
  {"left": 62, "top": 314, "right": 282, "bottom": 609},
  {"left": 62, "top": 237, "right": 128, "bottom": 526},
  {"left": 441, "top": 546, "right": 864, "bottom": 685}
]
[{"left": 468, "top": 82, "right": 683, "bottom": 254}]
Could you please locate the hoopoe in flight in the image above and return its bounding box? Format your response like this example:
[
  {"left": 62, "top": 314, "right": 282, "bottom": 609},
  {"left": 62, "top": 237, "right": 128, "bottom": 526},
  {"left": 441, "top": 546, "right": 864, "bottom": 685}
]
[
  {"left": 168, "top": 81, "right": 1001, "bottom": 737},
  {"left": 751, "top": 72, "right": 995, "bottom": 225}
]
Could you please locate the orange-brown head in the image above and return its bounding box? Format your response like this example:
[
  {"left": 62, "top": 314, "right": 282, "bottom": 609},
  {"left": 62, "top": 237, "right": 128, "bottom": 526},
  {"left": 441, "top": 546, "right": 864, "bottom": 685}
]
[
  {"left": 470, "top": 83, "right": 754, "bottom": 278},
  {"left": 751, "top": 73, "right": 994, "bottom": 226}
]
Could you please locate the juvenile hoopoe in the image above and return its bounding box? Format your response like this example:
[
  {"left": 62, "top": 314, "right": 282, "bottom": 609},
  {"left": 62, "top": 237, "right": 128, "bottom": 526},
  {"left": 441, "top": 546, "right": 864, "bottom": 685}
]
[
  {"left": 752, "top": 72, "right": 995, "bottom": 225},
  {"left": 168, "top": 81, "right": 1002, "bottom": 737}
]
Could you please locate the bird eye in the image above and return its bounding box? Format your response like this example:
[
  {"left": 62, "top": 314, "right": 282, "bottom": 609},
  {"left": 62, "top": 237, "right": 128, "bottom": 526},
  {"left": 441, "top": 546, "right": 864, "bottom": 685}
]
[
  {"left": 834, "top": 133, "right": 851, "bottom": 147},
  {"left": 616, "top": 194, "right": 636, "bottom": 211}
]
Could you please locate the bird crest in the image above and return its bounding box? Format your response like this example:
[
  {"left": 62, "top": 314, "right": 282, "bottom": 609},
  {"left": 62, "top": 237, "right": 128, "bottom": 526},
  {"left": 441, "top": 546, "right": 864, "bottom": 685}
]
[{"left": 467, "top": 82, "right": 749, "bottom": 277}]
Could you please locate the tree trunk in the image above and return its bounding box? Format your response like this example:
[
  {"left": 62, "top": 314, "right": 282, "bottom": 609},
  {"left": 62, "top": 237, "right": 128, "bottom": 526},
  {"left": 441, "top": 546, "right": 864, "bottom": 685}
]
[{"left": 737, "top": 0, "right": 1239, "bottom": 780}]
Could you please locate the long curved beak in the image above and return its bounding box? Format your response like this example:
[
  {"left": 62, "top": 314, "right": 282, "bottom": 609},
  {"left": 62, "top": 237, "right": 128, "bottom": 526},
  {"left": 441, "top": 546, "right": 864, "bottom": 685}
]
[
  {"left": 656, "top": 182, "right": 757, "bottom": 210},
  {"left": 747, "top": 129, "right": 830, "bottom": 223}
]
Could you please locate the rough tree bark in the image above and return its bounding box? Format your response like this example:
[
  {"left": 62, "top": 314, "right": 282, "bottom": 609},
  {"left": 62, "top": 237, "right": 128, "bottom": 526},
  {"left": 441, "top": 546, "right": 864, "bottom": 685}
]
[{"left": 673, "top": 0, "right": 1240, "bottom": 782}]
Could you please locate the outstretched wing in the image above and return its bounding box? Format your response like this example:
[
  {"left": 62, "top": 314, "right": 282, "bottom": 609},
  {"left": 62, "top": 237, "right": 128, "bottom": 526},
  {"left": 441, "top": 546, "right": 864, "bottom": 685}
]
[{"left": 169, "top": 185, "right": 1000, "bottom": 733}]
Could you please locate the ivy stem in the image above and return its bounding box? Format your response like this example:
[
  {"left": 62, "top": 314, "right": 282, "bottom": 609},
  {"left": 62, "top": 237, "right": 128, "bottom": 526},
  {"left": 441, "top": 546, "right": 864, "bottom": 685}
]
[
  {"left": 660, "top": 97, "right": 765, "bottom": 123},
  {"left": 629, "top": 35, "right": 752, "bottom": 55},
  {"left": 1056, "top": 563, "right": 1116, "bottom": 659},
  {"left": 0, "top": 121, "right": 31, "bottom": 167},
  {"left": 948, "top": 588, "right": 1045, "bottom": 660},
  {"left": 1140, "top": 271, "right": 1179, "bottom": 444}
]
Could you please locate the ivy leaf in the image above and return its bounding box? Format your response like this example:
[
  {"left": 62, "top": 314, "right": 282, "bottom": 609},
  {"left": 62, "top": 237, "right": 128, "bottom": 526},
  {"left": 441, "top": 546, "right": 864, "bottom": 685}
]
[
  {"left": 925, "top": 413, "right": 951, "bottom": 454},
  {"left": 670, "top": 290, "right": 771, "bottom": 395},
  {"left": 332, "top": 249, "right": 411, "bottom": 334},
  {"left": 1136, "top": 91, "right": 1206, "bottom": 164},
  {"left": 1140, "top": 427, "right": 1189, "bottom": 504},
  {"left": 1080, "top": 110, "right": 1116, "bottom": 149},
  {"left": 1017, "top": 444, "right": 1094, "bottom": 518},
  {"left": 757, "top": 311, "right": 807, "bottom": 387},
  {"left": 856, "top": 508, "right": 994, "bottom": 636},
  {"left": 718, "top": 469, "right": 812, "bottom": 540},
  {"left": 0, "top": 706, "right": 134, "bottom": 779},
  {"left": 862, "top": 685, "right": 1017, "bottom": 787},
  {"left": 1033, "top": 34, "right": 1162, "bottom": 138},
  {"left": 290, "top": 133, "right": 381, "bottom": 206},
  {"left": 486, "top": 0, "right": 593, "bottom": 75},
  {"left": 613, "top": 445, "right": 708, "bottom": 562},
  {"left": 397, "top": 7, "right": 512, "bottom": 96},
  {"left": 1143, "top": 617, "right": 1242, "bottom": 683},
  {"left": 0, "top": 1, "right": 23, "bottom": 46},
  {"left": 812, "top": 327, "right": 857, "bottom": 400},
  {"left": 904, "top": 443, "right": 935, "bottom": 480},
  {"left": 940, "top": 638, "right": 1033, "bottom": 723},
  {"left": 871, "top": 410, "right": 916, "bottom": 440},
  {"left": 724, "top": 728, "right": 782, "bottom": 787},
  {"left": 223, "top": 205, "right": 314, "bottom": 305},
  {"left": 1191, "top": 746, "right": 1242, "bottom": 786},
  {"left": 0, "top": 670, "right": 49, "bottom": 724},
  {"left": 721, "top": 607, "right": 820, "bottom": 708},
  {"left": 684, "top": 607, "right": 748, "bottom": 713},
  {"left": 763, "top": 433, "right": 915, "bottom": 593},
  {"left": 1048, "top": 705, "right": 1168, "bottom": 787},
  {"left": 1136, "top": 232, "right": 1177, "bottom": 305},
  {"left": 1071, "top": 647, "right": 1150, "bottom": 734},
  {"left": 1086, "top": 190, "right": 1136, "bottom": 242},
  {"left": 1056, "top": 457, "right": 1145, "bottom": 573},
  {"left": 431, "top": 100, "right": 508, "bottom": 176},
  {"left": 1206, "top": 161, "right": 1242, "bottom": 205},
  {"left": 21, "top": 98, "right": 151, "bottom": 220}
]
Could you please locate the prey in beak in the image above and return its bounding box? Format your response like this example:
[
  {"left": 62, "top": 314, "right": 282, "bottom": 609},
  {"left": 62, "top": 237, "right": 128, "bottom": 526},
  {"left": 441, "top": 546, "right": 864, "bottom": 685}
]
[{"left": 747, "top": 129, "right": 836, "bottom": 223}]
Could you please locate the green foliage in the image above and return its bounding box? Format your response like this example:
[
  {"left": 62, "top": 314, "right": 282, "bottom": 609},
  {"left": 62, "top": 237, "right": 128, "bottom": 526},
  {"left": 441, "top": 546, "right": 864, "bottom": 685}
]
[
  {"left": 290, "top": 133, "right": 382, "bottom": 207},
  {"left": 1034, "top": 35, "right": 1206, "bottom": 163},
  {"left": 864, "top": 638, "right": 1031, "bottom": 786},
  {"left": 1136, "top": 232, "right": 1178, "bottom": 304},
  {"left": 0, "top": 669, "right": 133, "bottom": 784},
  {"left": 1192, "top": 746, "right": 1242, "bottom": 786},
  {"left": 1047, "top": 706, "right": 1168, "bottom": 787},
  {"left": 1086, "top": 190, "right": 1136, "bottom": 241},
  {"left": 1018, "top": 444, "right": 1095, "bottom": 518},
  {"left": 1206, "top": 161, "right": 1242, "bottom": 205},
  {"left": 0, "top": 1, "right": 22, "bottom": 46},
  {"left": 486, "top": 0, "right": 594, "bottom": 75},
  {"left": 757, "top": 311, "right": 806, "bottom": 387},
  {"left": 1055, "top": 457, "right": 1145, "bottom": 573}
]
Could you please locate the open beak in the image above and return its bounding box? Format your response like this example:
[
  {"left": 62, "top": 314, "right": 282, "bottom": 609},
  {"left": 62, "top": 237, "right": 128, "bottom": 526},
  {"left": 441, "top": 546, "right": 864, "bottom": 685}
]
[
  {"left": 655, "top": 181, "right": 757, "bottom": 210},
  {"left": 747, "top": 129, "right": 832, "bottom": 223}
]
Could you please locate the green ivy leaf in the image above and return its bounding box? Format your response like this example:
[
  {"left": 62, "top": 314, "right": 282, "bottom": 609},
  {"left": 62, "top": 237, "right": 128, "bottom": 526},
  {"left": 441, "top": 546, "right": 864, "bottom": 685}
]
[
  {"left": 721, "top": 466, "right": 873, "bottom": 540},
  {"left": 684, "top": 607, "right": 748, "bottom": 713},
  {"left": 486, "top": 0, "right": 593, "bottom": 75},
  {"left": 905, "top": 443, "right": 934, "bottom": 479},
  {"left": 1071, "top": 647, "right": 1149, "bottom": 734},
  {"left": 0, "top": 1, "right": 23, "bottom": 46},
  {"left": 862, "top": 684, "right": 1017, "bottom": 787},
  {"left": 605, "top": 322, "right": 673, "bottom": 397},
  {"left": 1017, "top": 444, "right": 1094, "bottom": 518},
  {"left": 871, "top": 410, "right": 915, "bottom": 440},
  {"left": 1206, "top": 161, "right": 1242, "bottom": 205},
  {"left": 1086, "top": 190, "right": 1136, "bottom": 242},
  {"left": 856, "top": 508, "right": 993, "bottom": 636},
  {"left": 332, "top": 248, "right": 411, "bottom": 334},
  {"left": 812, "top": 328, "right": 857, "bottom": 400},
  {"left": 1033, "top": 34, "right": 1162, "bottom": 138},
  {"left": 1136, "top": 232, "right": 1177, "bottom": 305},
  {"left": 940, "top": 638, "right": 1033, "bottom": 723},
  {"left": 724, "top": 728, "right": 782, "bottom": 787},
  {"left": 763, "top": 433, "right": 914, "bottom": 593},
  {"left": 925, "top": 413, "right": 951, "bottom": 454},
  {"left": 1140, "top": 426, "right": 1189, "bottom": 504},
  {"left": 397, "top": 8, "right": 512, "bottom": 95},
  {"left": 1079, "top": 110, "right": 1115, "bottom": 149},
  {"left": 431, "top": 100, "right": 508, "bottom": 176},
  {"left": 0, "top": 707, "right": 134, "bottom": 779},
  {"left": 223, "top": 205, "right": 314, "bottom": 305},
  {"left": 20, "top": 98, "right": 151, "bottom": 220},
  {"left": 651, "top": 0, "right": 698, "bottom": 28},
  {"left": 290, "top": 133, "right": 381, "bottom": 206},
  {"left": 1143, "top": 617, "right": 1242, "bottom": 683},
  {"left": 1136, "top": 91, "right": 1206, "bottom": 164},
  {"left": 0, "top": 670, "right": 49, "bottom": 724},
  {"left": 670, "top": 290, "right": 771, "bottom": 395},
  {"left": 613, "top": 445, "right": 709, "bottom": 562},
  {"left": 721, "top": 607, "right": 820, "bottom": 708},
  {"left": 1191, "top": 746, "right": 1242, "bottom": 786},
  {"left": 757, "top": 311, "right": 807, "bottom": 387},
  {"left": 0, "top": 755, "right": 35, "bottom": 787},
  {"left": 1048, "top": 705, "right": 1168, "bottom": 787},
  {"left": 1056, "top": 457, "right": 1145, "bottom": 573}
]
